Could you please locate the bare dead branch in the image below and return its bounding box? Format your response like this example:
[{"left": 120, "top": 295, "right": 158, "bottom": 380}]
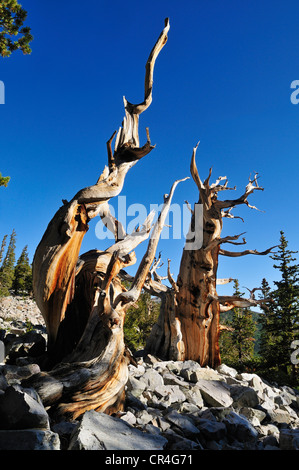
[
  {"left": 215, "top": 172, "right": 264, "bottom": 211},
  {"left": 216, "top": 278, "right": 234, "bottom": 285},
  {"left": 219, "top": 245, "right": 278, "bottom": 257},
  {"left": 113, "top": 177, "right": 189, "bottom": 307},
  {"left": 167, "top": 258, "right": 179, "bottom": 292},
  {"left": 221, "top": 207, "right": 244, "bottom": 223}
]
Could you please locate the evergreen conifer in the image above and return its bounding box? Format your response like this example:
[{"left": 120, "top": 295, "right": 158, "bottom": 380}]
[{"left": 0, "top": 229, "right": 16, "bottom": 296}]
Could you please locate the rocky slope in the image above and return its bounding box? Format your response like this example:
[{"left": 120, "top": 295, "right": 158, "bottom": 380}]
[{"left": 0, "top": 296, "right": 299, "bottom": 451}]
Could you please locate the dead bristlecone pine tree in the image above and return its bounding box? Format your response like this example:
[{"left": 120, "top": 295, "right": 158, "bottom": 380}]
[
  {"left": 24, "top": 18, "right": 190, "bottom": 421},
  {"left": 145, "top": 144, "right": 277, "bottom": 368}
]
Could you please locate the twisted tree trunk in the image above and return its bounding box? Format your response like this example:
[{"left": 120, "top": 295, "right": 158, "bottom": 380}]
[
  {"left": 145, "top": 144, "right": 276, "bottom": 367},
  {"left": 25, "top": 19, "right": 175, "bottom": 421}
]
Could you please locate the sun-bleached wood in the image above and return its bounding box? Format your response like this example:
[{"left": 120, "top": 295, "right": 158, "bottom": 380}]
[
  {"left": 145, "top": 144, "right": 276, "bottom": 367},
  {"left": 28, "top": 19, "right": 171, "bottom": 421}
]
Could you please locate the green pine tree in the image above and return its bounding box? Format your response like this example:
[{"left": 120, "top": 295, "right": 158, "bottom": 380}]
[
  {"left": 12, "top": 245, "right": 32, "bottom": 295},
  {"left": 259, "top": 231, "right": 299, "bottom": 384},
  {"left": 0, "top": 234, "right": 7, "bottom": 264},
  {"left": 0, "top": 0, "right": 33, "bottom": 57},
  {"left": 0, "top": 172, "right": 10, "bottom": 187},
  {"left": 124, "top": 291, "right": 160, "bottom": 353},
  {"left": 220, "top": 279, "right": 256, "bottom": 368},
  {"left": 0, "top": 228, "right": 16, "bottom": 296}
]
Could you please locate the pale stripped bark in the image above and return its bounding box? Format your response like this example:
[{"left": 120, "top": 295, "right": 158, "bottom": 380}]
[
  {"left": 27, "top": 19, "right": 172, "bottom": 421},
  {"left": 145, "top": 144, "right": 276, "bottom": 367}
]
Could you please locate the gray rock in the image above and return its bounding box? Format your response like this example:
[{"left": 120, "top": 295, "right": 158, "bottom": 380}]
[
  {"left": 196, "top": 379, "right": 233, "bottom": 408},
  {"left": 196, "top": 418, "right": 227, "bottom": 440},
  {"left": 0, "top": 371, "right": 7, "bottom": 391},
  {"left": 239, "top": 407, "right": 267, "bottom": 425},
  {"left": 126, "top": 376, "right": 146, "bottom": 397},
  {"left": 178, "top": 402, "right": 200, "bottom": 413},
  {"left": 135, "top": 409, "right": 153, "bottom": 426},
  {"left": 120, "top": 410, "right": 137, "bottom": 426},
  {"left": 274, "top": 391, "right": 293, "bottom": 406},
  {"left": 180, "top": 363, "right": 220, "bottom": 383},
  {"left": 154, "top": 384, "right": 186, "bottom": 404},
  {"left": 164, "top": 409, "right": 200, "bottom": 437},
  {"left": 230, "top": 384, "right": 259, "bottom": 409},
  {"left": 262, "top": 434, "right": 279, "bottom": 448},
  {"left": 68, "top": 410, "right": 167, "bottom": 450},
  {"left": 217, "top": 364, "right": 238, "bottom": 378},
  {"left": 0, "top": 385, "right": 50, "bottom": 430},
  {"left": 163, "top": 428, "right": 202, "bottom": 450},
  {"left": 0, "top": 340, "right": 4, "bottom": 363},
  {"left": 141, "top": 369, "right": 164, "bottom": 390},
  {"left": 279, "top": 428, "right": 299, "bottom": 450},
  {"left": 222, "top": 411, "right": 258, "bottom": 443},
  {"left": 184, "top": 385, "right": 204, "bottom": 408},
  {"left": 163, "top": 372, "right": 189, "bottom": 388},
  {"left": 267, "top": 408, "right": 292, "bottom": 425},
  {"left": 0, "top": 363, "right": 40, "bottom": 384},
  {"left": 0, "top": 429, "right": 60, "bottom": 450}
]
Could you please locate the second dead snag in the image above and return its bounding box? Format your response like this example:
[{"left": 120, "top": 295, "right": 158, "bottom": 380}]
[{"left": 145, "top": 143, "right": 276, "bottom": 368}]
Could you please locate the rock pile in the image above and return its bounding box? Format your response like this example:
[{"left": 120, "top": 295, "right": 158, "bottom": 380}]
[{"left": 0, "top": 296, "right": 299, "bottom": 451}]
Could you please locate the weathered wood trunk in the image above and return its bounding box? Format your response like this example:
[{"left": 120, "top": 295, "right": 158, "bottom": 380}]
[
  {"left": 25, "top": 19, "right": 173, "bottom": 421},
  {"left": 145, "top": 144, "right": 276, "bottom": 368}
]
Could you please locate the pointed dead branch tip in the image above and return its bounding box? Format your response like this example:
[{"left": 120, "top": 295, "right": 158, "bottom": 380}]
[
  {"left": 184, "top": 200, "right": 194, "bottom": 215},
  {"left": 215, "top": 171, "right": 265, "bottom": 212},
  {"left": 221, "top": 208, "right": 245, "bottom": 223},
  {"left": 204, "top": 167, "right": 213, "bottom": 187},
  {"left": 167, "top": 258, "right": 179, "bottom": 292},
  {"left": 205, "top": 232, "right": 247, "bottom": 252},
  {"left": 219, "top": 244, "right": 279, "bottom": 258},
  {"left": 211, "top": 292, "right": 267, "bottom": 309},
  {"left": 216, "top": 278, "right": 235, "bottom": 285},
  {"left": 243, "top": 286, "right": 263, "bottom": 300},
  {"left": 190, "top": 142, "right": 204, "bottom": 191},
  {"left": 106, "top": 131, "right": 117, "bottom": 170}
]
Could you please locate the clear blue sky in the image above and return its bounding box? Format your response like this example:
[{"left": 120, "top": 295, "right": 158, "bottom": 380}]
[{"left": 0, "top": 0, "right": 299, "bottom": 298}]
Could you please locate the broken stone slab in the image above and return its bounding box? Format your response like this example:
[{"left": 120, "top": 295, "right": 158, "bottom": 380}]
[
  {"left": 196, "top": 379, "right": 233, "bottom": 408},
  {"left": 216, "top": 364, "right": 238, "bottom": 378},
  {"left": 68, "top": 410, "right": 168, "bottom": 450},
  {"left": 162, "top": 372, "right": 190, "bottom": 389},
  {"left": 0, "top": 340, "right": 4, "bottom": 364},
  {"left": 128, "top": 364, "right": 146, "bottom": 377},
  {"left": 230, "top": 384, "right": 259, "bottom": 409},
  {"left": 279, "top": 428, "right": 299, "bottom": 450},
  {"left": 154, "top": 384, "right": 186, "bottom": 404},
  {"left": 163, "top": 428, "right": 203, "bottom": 450},
  {"left": 141, "top": 369, "right": 164, "bottom": 390},
  {"left": 239, "top": 407, "right": 267, "bottom": 426},
  {"left": 0, "top": 429, "right": 60, "bottom": 450},
  {"left": 184, "top": 385, "right": 204, "bottom": 408},
  {"left": 180, "top": 363, "right": 220, "bottom": 383},
  {"left": 126, "top": 376, "right": 146, "bottom": 397},
  {"left": 267, "top": 408, "right": 292, "bottom": 425},
  {"left": 164, "top": 409, "right": 200, "bottom": 437},
  {"left": 119, "top": 410, "right": 137, "bottom": 426},
  {"left": 196, "top": 418, "right": 227, "bottom": 441},
  {"left": 1, "top": 363, "right": 40, "bottom": 385},
  {"left": 274, "top": 390, "right": 293, "bottom": 406},
  {"left": 222, "top": 410, "right": 258, "bottom": 443},
  {"left": 0, "top": 385, "right": 50, "bottom": 430}
]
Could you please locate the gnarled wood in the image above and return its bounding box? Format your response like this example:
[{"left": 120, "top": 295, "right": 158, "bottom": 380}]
[
  {"left": 146, "top": 144, "right": 276, "bottom": 367},
  {"left": 28, "top": 19, "right": 171, "bottom": 421}
]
